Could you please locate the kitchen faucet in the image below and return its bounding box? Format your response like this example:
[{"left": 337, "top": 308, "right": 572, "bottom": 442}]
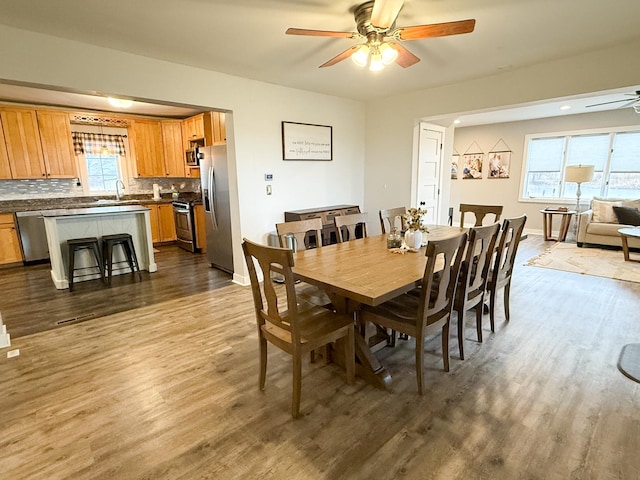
[{"left": 115, "top": 179, "right": 125, "bottom": 201}]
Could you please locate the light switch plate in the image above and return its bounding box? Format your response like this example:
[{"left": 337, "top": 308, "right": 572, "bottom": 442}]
[{"left": 266, "top": 185, "right": 272, "bottom": 195}]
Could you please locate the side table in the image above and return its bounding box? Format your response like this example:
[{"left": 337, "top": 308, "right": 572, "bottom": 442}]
[
  {"left": 540, "top": 209, "right": 577, "bottom": 242},
  {"left": 618, "top": 227, "right": 640, "bottom": 263}
]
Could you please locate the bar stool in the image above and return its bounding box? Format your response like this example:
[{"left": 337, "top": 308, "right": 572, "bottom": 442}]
[
  {"left": 67, "top": 237, "right": 105, "bottom": 292},
  {"left": 102, "top": 233, "right": 142, "bottom": 286}
]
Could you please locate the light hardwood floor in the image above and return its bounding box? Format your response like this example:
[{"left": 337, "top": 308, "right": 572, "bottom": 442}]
[{"left": 1, "top": 236, "right": 639, "bottom": 479}]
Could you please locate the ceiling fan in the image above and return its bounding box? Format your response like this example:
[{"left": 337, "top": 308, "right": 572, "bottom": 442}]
[
  {"left": 285, "top": 0, "right": 476, "bottom": 71},
  {"left": 586, "top": 90, "right": 640, "bottom": 110}
]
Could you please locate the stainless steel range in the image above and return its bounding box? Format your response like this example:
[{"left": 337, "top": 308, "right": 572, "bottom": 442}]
[{"left": 172, "top": 200, "right": 197, "bottom": 252}]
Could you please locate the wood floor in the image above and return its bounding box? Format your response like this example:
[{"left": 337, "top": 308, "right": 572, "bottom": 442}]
[
  {"left": 0, "top": 246, "right": 233, "bottom": 338},
  {"left": 1, "top": 236, "right": 640, "bottom": 479}
]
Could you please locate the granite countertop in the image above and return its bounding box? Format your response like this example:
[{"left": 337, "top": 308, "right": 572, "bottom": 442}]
[{"left": 0, "top": 193, "right": 202, "bottom": 214}]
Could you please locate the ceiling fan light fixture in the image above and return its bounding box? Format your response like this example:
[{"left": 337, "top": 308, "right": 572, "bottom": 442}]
[
  {"left": 369, "top": 52, "right": 385, "bottom": 71},
  {"left": 379, "top": 42, "right": 398, "bottom": 65},
  {"left": 351, "top": 44, "right": 370, "bottom": 67}
]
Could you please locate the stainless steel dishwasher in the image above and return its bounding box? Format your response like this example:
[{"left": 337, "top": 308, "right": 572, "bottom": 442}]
[{"left": 15, "top": 211, "right": 50, "bottom": 262}]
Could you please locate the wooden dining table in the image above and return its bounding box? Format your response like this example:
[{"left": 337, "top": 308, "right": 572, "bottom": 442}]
[{"left": 292, "top": 225, "right": 466, "bottom": 389}]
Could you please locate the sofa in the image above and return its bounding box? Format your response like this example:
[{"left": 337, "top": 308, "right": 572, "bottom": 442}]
[{"left": 577, "top": 197, "right": 640, "bottom": 248}]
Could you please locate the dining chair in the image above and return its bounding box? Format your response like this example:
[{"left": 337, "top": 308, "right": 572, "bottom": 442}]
[
  {"left": 454, "top": 223, "right": 500, "bottom": 360},
  {"left": 379, "top": 207, "right": 407, "bottom": 234},
  {"left": 360, "top": 232, "right": 467, "bottom": 394},
  {"left": 459, "top": 204, "right": 503, "bottom": 227},
  {"left": 486, "top": 215, "right": 527, "bottom": 332},
  {"left": 275, "top": 218, "right": 323, "bottom": 251},
  {"left": 242, "top": 238, "right": 355, "bottom": 418},
  {"left": 334, "top": 213, "right": 368, "bottom": 242}
]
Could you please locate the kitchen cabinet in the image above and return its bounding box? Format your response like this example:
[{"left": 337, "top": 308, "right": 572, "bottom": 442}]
[
  {"left": 36, "top": 110, "right": 77, "bottom": 178},
  {"left": 194, "top": 204, "right": 206, "bottom": 253},
  {"left": 203, "top": 111, "right": 226, "bottom": 145},
  {"left": 0, "top": 118, "right": 12, "bottom": 179},
  {"left": 143, "top": 203, "right": 177, "bottom": 244},
  {"left": 182, "top": 113, "right": 205, "bottom": 151},
  {"left": 0, "top": 213, "right": 23, "bottom": 265},
  {"left": 161, "top": 120, "right": 186, "bottom": 177},
  {"left": 131, "top": 120, "right": 164, "bottom": 177},
  {"left": 0, "top": 107, "right": 46, "bottom": 179}
]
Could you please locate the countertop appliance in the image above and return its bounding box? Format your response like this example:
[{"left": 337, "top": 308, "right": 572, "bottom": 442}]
[
  {"left": 200, "top": 145, "right": 233, "bottom": 273},
  {"left": 15, "top": 210, "right": 50, "bottom": 263},
  {"left": 172, "top": 200, "right": 197, "bottom": 252}
]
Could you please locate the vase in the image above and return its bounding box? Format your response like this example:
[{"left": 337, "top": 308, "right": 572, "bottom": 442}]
[{"left": 404, "top": 229, "right": 423, "bottom": 249}]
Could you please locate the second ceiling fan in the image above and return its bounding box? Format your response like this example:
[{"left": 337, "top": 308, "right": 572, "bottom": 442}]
[{"left": 286, "top": 0, "right": 476, "bottom": 71}]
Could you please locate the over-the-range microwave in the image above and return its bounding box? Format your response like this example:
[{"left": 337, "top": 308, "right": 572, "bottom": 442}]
[{"left": 185, "top": 146, "right": 200, "bottom": 166}]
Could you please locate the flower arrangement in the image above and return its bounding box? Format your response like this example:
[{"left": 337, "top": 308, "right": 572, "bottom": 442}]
[{"left": 404, "top": 207, "right": 429, "bottom": 233}]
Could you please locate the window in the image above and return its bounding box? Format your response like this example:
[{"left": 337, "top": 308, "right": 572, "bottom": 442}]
[
  {"left": 522, "top": 128, "right": 640, "bottom": 201},
  {"left": 71, "top": 129, "right": 129, "bottom": 195},
  {"left": 85, "top": 153, "right": 120, "bottom": 193}
]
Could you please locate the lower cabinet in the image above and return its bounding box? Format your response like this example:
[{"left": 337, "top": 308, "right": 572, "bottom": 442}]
[
  {"left": 0, "top": 213, "right": 23, "bottom": 264},
  {"left": 143, "top": 203, "right": 177, "bottom": 244},
  {"left": 194, "top": 204, "right": 206, "bottom": 253}
]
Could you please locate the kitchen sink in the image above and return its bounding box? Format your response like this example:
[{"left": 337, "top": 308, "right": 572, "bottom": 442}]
[{"left": 92, "top": 199, "right": 141, "bottom": 205}]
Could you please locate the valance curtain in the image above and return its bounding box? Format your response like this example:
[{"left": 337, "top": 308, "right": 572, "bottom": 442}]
[{"left": 71, "top": 132, "right": 127, "bottom": 156}]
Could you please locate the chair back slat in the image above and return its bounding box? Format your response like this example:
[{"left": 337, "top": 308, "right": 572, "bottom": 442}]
[
  {"left": 334, "top": 213, "right": 369, "bottom": 242},
  {"left": 459, "top": 204, "right": 503, "bottom": 227},
  {"left": 493, "top": 215, "right": 527, "bottom": 284},
  {"left": 276, "top": 218, "right": 323, "bottom": 251},
  {"left": 242, "top": 239, "right": 300, "bottom": 337},
  {"left": 418, "top": 232, "right": 468, "bottom": 328},
  {"left": 463, "top": 223, "right": 500, "bottom": 297},
  {"left": 379, "top": 207, "right": 407, "bottom": 234}
]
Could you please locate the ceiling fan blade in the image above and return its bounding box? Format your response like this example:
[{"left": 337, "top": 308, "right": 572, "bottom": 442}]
[
  {"left": 286, "top": 28, "right": 358, "bottom": 38},
  {"left": 390, "top": 43, "right": 420, "bottom": 68},
  {"left": 371, "top": 0, "right": 405, "bottom": 29},
  {"left": 397, "top": 19, "right": 476, "bottom": 41},
  {"left": 586, "top": 98, "right": 636, "bottom": 108},
  {"left": 319, "top": 45, "right": 360, "bottom": 68}
]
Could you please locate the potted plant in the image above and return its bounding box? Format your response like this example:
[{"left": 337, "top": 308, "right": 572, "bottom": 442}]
[{"left": 403, "top": 208, "right": 429, "bottom": 248}]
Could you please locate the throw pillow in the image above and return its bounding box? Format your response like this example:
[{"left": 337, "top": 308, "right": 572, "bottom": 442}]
[
  {"left": 591, "top": 199, "right": 623, "bottom": 223},
  {"left": 613, "top": 206, "right": 640, "bottom": 226}
]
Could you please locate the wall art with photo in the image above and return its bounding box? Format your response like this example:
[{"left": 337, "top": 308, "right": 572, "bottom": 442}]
[
  {"left": 462, "top": 153, "right": 483, "bottom": 179},
  {"left": 488, "top": 150, "right": 511, "bottom": 178},
  {"left": 451, "top": 154, "right": 460, "bottom": 179}
]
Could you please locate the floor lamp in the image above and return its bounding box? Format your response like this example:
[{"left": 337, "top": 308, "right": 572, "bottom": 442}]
[{"left": 565, "top": 164, "right": 595, "bottom": 240}]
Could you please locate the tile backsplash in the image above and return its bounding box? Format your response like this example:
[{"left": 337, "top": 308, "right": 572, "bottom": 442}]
[{"left": 0, "top": 177, "right": 201, "bottom": 200}]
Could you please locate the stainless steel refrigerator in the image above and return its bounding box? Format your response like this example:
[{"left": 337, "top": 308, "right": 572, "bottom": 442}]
[{"left": 200, "top": 145, "right": 233, "bottom": 273}]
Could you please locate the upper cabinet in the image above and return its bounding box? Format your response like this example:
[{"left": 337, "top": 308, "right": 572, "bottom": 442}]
[
  {"left": 0, "top": 119, "right": 12, "bottom": 179},
  {"left": 131, "top": 120, "right": 165, "bottom": 177},
  {"left": 182, "top": 111, "right": 226, "bottom": 151},
  {"left": 37, "top": 110, "right": 77, "bottom": 178},
  {"left": 0, "top": 107, "right": 46, "bottom": 179},
  {"left": 182, "top": 113, "right": 205, "bottom": 151},
  {"left": 204, "top": 111, "right": 226, "bottom": 145},
  {"left": 161, "top": 120, "right": 186, "bottom": 177}
]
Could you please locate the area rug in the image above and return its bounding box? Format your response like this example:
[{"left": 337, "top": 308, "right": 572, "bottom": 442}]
[{"left": 526, "top": 242, "right": 640, "bottom": 284}]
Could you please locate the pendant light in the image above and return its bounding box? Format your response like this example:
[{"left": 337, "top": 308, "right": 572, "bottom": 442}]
[{"left": 99, "top": 124, "right": 110, "bottom": 156}]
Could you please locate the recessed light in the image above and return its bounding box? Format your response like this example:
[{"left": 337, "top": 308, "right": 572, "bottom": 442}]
[
  {"left": 559, "top": 105, "right": 571, "bottom": 111},
  {"left": 108, "top": 97, "right": 133, "bottom": 108},
  {"left": 453, "top": 119, "right": 462, "bottom": 124}
]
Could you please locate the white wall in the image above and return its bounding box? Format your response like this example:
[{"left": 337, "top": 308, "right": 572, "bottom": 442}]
[
  {"left": 0, "top": 25, "right": 365, "bottom": 284},
  {"left": 364, "top": 38, "right": 640, "bottom": 235},
  {"left": 451, "top": 108, "right": 640, "bottom": 232}
]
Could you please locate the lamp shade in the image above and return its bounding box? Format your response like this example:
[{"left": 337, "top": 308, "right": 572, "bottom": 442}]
[{"left": 565, "top": 164, "right": 594, "bottom": 183}]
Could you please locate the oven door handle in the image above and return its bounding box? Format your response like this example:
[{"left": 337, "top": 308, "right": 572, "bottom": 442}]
[{"left": 175, "top": 208, "right": 190, "bottom": 214}]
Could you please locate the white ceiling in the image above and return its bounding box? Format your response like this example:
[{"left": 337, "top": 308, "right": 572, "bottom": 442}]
[{"left": 0, "top": 0, "right": 639, "bottom": 121}]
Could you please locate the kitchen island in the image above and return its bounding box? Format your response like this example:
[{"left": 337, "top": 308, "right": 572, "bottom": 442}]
[{"left": 43, "top": 205, "right": 157, "bottom": 289}]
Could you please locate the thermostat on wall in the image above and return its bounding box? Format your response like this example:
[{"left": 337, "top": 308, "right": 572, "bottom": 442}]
[{"left": 264, "top": 174, "right": 273, "bottom": 181}]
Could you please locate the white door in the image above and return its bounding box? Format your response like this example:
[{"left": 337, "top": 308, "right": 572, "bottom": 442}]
[{"left": 416, "top": 125, "right": 443, "bottom": 224}]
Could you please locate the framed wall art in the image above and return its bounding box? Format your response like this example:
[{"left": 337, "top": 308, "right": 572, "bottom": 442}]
[{"left": 282, "top": 121, "right": 332, "bottom": 161}]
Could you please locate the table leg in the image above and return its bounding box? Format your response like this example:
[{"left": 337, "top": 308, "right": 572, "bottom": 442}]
[
  {"left": 328, "top": 293, "right": 393, "bottom": 390},
  {"left": 622, "top": 235, "right": 630, "bottom": 261},
  {"left": 558, "top": 215, "right": 571, "bottom": 242},
  {"left": 543, "top": 213, "right": 551, "bottom": 241}
]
